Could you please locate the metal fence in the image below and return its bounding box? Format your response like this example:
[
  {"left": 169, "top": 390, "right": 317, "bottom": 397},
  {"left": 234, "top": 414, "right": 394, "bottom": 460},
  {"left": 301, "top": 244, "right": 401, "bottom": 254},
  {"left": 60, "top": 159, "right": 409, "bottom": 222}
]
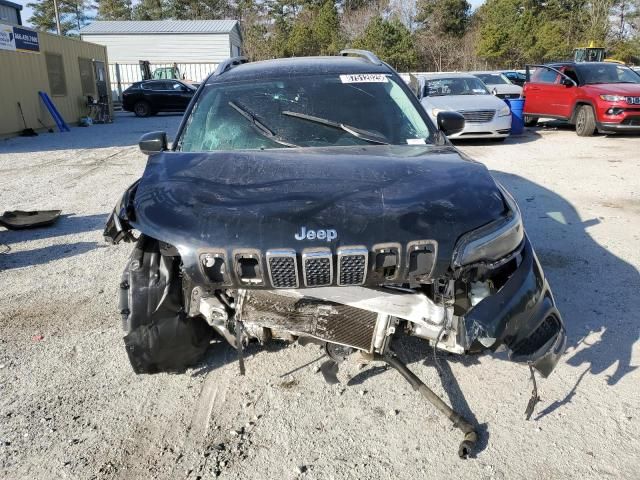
[{"left": 109, "top": 62, "right": 218, "bottom": 103}]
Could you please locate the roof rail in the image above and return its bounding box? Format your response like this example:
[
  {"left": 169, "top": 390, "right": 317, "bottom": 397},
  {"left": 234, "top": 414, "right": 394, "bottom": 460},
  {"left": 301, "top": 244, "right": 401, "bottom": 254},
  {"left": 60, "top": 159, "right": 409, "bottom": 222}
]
[
  {"left": 339, "top": 49, "right": 383, "bottom": 66},
  {"left": 214, "top": 56, "right": 248, "bottom": 76}
]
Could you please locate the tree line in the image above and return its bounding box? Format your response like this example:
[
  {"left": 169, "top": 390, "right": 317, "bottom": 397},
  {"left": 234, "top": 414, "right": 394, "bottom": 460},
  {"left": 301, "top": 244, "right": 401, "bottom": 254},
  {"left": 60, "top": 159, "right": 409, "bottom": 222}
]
[{"left": 27, "top": 0, "right": 640, "bottom": 69}]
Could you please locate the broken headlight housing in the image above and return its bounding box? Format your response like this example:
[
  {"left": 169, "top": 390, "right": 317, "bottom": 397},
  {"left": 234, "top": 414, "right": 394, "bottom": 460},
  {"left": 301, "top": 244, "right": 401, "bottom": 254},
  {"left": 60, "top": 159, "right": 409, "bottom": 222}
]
[{"left": 453, "top": 186, "right": 524, "bottom": 267}]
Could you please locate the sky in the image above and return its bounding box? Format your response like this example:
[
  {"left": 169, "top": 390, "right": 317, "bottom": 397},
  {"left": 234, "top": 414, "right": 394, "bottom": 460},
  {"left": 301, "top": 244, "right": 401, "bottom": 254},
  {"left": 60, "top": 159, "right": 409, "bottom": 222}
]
[{"left": 15, "top": 0, "right": 486, "bottom": 28}]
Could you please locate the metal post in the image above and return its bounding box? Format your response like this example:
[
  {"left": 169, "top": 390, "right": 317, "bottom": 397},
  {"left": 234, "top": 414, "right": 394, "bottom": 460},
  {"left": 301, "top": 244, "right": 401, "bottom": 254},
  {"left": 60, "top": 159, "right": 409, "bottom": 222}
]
[
  {"left": 115, "top": 63, "right": 123, "bottom": 104},
  {"left": 53, "top": 0, "right": 61, "bottom": 35}
]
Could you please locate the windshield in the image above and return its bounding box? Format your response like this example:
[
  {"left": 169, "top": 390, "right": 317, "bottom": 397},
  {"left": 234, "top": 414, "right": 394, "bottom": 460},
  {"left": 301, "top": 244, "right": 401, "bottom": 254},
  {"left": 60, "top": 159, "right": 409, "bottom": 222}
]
[
  {"left": 475, "top": 73, "right": 509, "bottom": 85},
  {"left": 423, "top": 77, "right": 490, "bottom": 97},
  {"left": 178, "top": 74, "right": 434, "bottom": 151},
  {"left": 578, "top": 64, "right": 640, "bottom": 84}
]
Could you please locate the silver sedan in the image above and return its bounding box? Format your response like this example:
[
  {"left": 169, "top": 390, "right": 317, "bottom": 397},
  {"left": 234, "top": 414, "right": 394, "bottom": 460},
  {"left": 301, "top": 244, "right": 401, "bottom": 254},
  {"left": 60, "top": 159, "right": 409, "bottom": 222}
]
[{"left": 418, "top": 74, "right": 512, "bottom": 140}]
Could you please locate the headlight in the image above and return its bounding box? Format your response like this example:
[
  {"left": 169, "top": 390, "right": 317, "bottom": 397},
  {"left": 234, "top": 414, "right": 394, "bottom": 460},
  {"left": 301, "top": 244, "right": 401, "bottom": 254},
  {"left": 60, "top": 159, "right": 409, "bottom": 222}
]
[
  {"left": 600, "top": 95, "right": 626, "bottom": 102},
  {"left": 431, "top": 108, "right": 445, "bottom": 117},
  {"left": 498, "top": 105, "right": 511, "bottom": 117},
  {"left": 453, "top": 186, "right": 524, "bottom": 267}
]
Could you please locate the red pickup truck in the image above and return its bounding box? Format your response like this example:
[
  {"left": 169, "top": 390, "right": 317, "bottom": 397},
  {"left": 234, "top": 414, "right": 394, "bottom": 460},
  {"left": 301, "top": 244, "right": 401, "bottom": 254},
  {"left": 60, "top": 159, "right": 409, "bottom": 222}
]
[{"left": 523, "top": 62, "right": 640, "bottom": 136}]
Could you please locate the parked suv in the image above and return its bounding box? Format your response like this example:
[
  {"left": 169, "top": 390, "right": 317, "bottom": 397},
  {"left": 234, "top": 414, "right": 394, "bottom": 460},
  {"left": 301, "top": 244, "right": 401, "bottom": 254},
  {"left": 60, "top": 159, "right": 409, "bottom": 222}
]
[
  {"left": 122, "top": 79, "right": 196, "bottom": 117},
  {"left": 523, "top": 62, "right": 640, "bottom": 136}
]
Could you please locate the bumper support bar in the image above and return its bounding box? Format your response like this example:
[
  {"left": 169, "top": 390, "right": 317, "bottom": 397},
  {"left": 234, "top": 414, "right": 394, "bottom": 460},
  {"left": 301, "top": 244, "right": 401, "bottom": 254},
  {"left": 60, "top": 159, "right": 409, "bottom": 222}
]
[{"left": 376, "top": 353, "right": 478, "bottom": 459}]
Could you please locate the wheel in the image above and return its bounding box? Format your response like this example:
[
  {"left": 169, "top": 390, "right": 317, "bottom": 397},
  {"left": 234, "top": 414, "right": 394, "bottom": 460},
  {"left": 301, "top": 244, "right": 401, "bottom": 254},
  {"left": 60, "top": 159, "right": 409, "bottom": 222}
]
[
  {"left": 523, "top": 115, "right": 538, "bottom": 127},
  {"left": 492, "top": 137, "right": 507, "bottom": 142},
  {"left": 133, "top": 101, "right": 151, "bottom": 117},
  {"left": 575, "top": 105, "right": 596, "bottom": 136}
]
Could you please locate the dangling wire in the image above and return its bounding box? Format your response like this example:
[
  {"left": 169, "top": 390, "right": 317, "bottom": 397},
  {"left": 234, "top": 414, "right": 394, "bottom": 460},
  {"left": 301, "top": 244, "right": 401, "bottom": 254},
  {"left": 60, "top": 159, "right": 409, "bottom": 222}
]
[{"left": 432, "top": 325, "right": 446, "bottom": 371}]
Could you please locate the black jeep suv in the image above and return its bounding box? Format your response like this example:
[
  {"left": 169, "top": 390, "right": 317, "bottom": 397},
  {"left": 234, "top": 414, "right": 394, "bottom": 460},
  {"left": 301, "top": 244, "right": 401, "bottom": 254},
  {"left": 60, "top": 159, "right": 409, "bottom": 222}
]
[{"left": 105, "top": 51, "right": 566, "bottom": 456}]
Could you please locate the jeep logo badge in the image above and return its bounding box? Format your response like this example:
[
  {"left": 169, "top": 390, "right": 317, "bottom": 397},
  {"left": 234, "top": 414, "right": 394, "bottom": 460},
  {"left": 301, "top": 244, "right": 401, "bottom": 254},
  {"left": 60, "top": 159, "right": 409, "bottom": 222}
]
[{"left": 295, "top": 226, "right": 337, "bottom": 242}]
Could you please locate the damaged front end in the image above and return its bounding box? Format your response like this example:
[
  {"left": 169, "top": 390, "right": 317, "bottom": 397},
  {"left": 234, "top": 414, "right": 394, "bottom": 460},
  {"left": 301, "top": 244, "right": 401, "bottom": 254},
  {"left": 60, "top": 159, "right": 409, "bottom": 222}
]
[
  {"left": 105, "top": 171, "right": 565, "bottom": 380},
  {"left": 104, "top": 147, "right": 565, "bottom": 459}
]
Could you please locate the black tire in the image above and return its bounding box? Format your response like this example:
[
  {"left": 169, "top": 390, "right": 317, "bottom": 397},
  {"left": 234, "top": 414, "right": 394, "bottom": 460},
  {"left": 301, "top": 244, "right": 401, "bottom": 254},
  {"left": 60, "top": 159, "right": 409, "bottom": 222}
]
[
  {"left": 492, "top": 137, "right": 507, "bottom": 142},
  {"left": 133, "top": 101, "right": 151, "bottom": 117},
  {"left": 523, "top": 115, "right": 538, "bottom": 127},
  {"left": 575, "top": 105, "right": 596, "bottom": 136}
]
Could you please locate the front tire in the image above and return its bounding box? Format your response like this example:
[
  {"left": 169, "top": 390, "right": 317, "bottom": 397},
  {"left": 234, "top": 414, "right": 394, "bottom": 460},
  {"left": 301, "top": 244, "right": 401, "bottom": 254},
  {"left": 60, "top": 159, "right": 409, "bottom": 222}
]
[
  {"left": 133, "top": 101, "right": 151, "bottom": 118},
  {"left": 575, "top": 105, "right": 596, "bottom": 136}
]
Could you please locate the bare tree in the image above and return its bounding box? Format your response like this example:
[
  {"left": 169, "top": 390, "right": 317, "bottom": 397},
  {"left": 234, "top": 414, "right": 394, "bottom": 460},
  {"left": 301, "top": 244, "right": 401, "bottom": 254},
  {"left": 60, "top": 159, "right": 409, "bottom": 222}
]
[{"left": 341, "top": 0, "right": 388, "bottom": 42}]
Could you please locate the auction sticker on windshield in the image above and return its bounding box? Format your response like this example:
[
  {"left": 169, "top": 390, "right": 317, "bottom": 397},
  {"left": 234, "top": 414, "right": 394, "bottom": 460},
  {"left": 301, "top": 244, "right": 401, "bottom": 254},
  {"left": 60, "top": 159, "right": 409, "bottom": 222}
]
[{"left": 340, "top": 74, "right": 388, "bottom": 83}]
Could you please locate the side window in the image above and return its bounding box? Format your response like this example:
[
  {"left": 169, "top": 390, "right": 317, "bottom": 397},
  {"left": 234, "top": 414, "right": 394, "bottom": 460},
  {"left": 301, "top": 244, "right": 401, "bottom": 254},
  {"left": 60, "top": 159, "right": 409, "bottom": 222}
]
[
  {"left": 45, "top": 52, "right": 67, "bottom": 96},
  {"left": 562, "top": 68, "right": 579, "bottom": 84},
  {"left": 532, "top": 68, "right": 559, "bottom": 84},
  {"left": 78, "top": 57, "right": 95, "bottom": 95},
  {"left": 171, "top": 81, "right": 184, "bottom": 91},
  {"left": 145, "top": 81, "right": 165, "bottom": 91}
]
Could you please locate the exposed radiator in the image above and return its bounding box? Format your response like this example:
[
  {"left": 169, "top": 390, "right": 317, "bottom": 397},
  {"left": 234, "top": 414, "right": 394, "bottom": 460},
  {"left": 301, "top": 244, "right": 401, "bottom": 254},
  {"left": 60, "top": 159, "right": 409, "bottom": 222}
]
[{"left": 241, "top": 290, "right": 378, "bottom": 351}]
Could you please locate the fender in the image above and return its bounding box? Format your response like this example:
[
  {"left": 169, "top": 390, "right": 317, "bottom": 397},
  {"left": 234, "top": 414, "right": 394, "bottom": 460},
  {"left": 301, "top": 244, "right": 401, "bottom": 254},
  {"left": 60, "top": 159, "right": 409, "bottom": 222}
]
[{"left": 569, "top": 98, "right": 597, "bottom": 124}]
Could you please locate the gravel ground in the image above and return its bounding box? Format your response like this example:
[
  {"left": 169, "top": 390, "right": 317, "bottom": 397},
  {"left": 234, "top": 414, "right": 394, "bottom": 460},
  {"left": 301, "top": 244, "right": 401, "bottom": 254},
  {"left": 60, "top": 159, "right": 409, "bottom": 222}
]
[{"left": 0, "top": 114, "right": 638, "bottom": 480}]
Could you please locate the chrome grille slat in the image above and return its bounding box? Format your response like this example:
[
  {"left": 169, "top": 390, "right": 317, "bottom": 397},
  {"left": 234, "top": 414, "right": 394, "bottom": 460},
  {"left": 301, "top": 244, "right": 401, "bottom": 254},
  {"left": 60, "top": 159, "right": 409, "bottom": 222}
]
[
  {"left": 266, "top": 250, "right": 299, "bottom": 288},
  {"left": 337, "top": 246, "right": 368, "bottom": 286},
  {"left": 458, "top": 109, "right": 496, "bottom": 123}
]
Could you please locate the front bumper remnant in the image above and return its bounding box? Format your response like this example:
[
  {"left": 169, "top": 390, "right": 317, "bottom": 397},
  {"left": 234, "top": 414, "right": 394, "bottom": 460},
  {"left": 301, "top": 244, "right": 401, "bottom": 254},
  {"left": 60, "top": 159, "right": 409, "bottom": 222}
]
[{"left": 463, "top": 236, "right": 566, "bottom": 377}]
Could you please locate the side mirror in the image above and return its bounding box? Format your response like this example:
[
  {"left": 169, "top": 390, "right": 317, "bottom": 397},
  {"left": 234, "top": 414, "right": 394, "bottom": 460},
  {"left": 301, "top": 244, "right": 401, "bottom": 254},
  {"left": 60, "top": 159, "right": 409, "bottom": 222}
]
[
  {"left": 561, "top": 77, "right": 575, "bottom": 87},
  {"left": 139, "top": 131, "right": 167, "bottom": 155},
  {"left": 437, "top": 111, "right": 465, "bottom": 136}
]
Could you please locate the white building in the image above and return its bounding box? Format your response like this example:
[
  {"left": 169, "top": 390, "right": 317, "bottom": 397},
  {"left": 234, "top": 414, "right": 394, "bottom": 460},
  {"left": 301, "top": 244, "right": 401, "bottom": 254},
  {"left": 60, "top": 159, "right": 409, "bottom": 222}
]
[
  {"left": 80, "top": 20, "right": 243, "bottom": 97},
  {"left": 0, "top": 0, "right": 22, "bottom": 26},
  {"left": 80, "top": 19, "right": 242, "bottom": 64}
]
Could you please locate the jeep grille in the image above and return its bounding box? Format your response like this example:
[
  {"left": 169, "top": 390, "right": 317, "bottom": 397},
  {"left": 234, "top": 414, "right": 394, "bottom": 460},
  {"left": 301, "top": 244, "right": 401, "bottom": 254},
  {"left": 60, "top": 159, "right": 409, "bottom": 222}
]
[{"left": 266, "top": 250, "right": 299, "bottom": 288}]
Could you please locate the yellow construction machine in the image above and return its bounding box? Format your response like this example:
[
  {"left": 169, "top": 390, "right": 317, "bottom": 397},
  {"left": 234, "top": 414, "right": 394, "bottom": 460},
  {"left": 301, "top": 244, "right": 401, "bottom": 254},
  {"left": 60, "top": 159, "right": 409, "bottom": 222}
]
[{"left": 573, "top": 41, "right": 624, "bottom": 64}]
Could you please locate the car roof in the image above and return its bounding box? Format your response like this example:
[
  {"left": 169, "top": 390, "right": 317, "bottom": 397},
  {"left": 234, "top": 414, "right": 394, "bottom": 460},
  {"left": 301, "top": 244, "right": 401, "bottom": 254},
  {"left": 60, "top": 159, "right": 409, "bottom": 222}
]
[
  {"left": 420, "top": 73, "right": 479, "bottom": 80},
  {"left": 139, "top": 79, "right": 184, "bottom": 83},
  {"left": 207, "top": 56, "right": 391, "bottom": 84},
  {"left": 545, "top": 62, "right": 623, "bottom": 68}
]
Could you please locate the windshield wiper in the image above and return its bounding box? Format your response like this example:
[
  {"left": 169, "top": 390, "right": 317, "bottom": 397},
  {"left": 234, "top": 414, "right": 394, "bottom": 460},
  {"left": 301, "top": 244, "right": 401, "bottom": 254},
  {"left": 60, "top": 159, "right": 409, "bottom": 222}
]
[
  {"left": 282, "top": 111, "right": 389, "bottom": 145},
  {"left": 228, "top": 101, "right": 299, "bottom": 148}
]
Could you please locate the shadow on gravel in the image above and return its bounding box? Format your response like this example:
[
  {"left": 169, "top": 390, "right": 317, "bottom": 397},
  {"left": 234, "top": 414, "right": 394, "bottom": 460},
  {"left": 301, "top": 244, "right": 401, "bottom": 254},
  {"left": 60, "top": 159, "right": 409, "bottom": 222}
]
[
  {"left": 0, "top": 213, "right": 109, "bottom": 270},
  {"left": 0, "top": 112, "right": 182, "bottom": 154},
  {"left": 0, "top": 213, "right": 107, "bottom": 243},
  {"left": 191, "top": 338, "right": 290, "bottom": 377},
  {"left": 0, "top": 241, "right": 101, "bottom": 270},
  {"left": 492, "top": 171, "right": 639, "bottom": 414}
]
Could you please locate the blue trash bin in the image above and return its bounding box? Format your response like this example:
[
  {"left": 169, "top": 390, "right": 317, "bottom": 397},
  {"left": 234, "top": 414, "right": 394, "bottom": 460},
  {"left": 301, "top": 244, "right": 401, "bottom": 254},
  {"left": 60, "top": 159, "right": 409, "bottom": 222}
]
[{"left": 506, "top": 98, "right": 525, "bottom": 135}]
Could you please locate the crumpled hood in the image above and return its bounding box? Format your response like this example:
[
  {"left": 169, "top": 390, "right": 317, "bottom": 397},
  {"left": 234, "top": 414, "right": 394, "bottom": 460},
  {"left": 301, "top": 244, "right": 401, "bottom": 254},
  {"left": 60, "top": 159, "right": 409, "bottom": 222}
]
[{"left": 130, "top": 145, "right": 506, "bottom": 279}]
